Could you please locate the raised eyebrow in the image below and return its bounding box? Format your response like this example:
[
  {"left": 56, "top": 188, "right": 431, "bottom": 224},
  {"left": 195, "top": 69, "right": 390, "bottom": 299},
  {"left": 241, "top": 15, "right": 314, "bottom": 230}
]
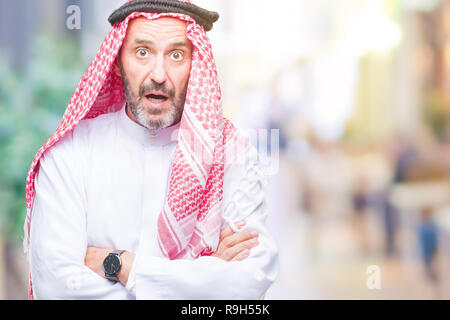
[
  {"left": 131, "top": 38, "right": 191, "bottom": 50},
  {"left": 133, "top": 38, "right": 155, "bottom": 47},
  {"left": 168, "top": 40, "right": 191, "bottom": 49}
]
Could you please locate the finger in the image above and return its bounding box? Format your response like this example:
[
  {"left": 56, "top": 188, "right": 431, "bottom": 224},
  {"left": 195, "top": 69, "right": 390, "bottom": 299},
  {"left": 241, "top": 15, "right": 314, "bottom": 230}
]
[
  {"left": 219, "top": 225, "right": 233, "bottom": 241},
  {"left": 231, "top": 249, "right": 250, "bottom": 261},
  {"left": 223, "top": 229, "right": 258, "bottom": 248},
  {"left": 220, "top": 220, "right": 246, "bottom": 240},
  {"left": 224, "top": 237, "right": 259, "bottom": 261}
]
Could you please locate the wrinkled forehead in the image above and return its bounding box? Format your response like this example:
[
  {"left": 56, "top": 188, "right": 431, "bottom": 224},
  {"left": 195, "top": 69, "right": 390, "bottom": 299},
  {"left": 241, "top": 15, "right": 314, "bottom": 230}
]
[{"left": 121, "top": 17, "right": 192, "bottom": 54}]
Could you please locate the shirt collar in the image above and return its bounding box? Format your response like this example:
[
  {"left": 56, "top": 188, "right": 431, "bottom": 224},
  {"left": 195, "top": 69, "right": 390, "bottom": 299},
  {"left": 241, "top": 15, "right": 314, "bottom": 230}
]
[{"left": 118, "top": 103, "right": 179, "bottom": 147}]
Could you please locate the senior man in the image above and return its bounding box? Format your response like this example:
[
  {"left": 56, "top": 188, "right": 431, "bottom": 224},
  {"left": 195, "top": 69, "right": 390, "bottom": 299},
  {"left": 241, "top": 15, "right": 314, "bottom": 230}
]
[{"left": 24, "top": 0, "right": 278, "bottom": 300}]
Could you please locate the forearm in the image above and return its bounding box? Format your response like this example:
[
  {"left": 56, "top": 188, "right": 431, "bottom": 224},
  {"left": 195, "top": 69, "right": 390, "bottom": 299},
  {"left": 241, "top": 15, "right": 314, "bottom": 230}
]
[
  {"left": 117, "top": 251, "right": 135, "bottom": 287},
  {"left": 30, "top": 250, "right": 131, "bottom": 300},
  {"left": 84, "top": 246, "right": 135, "bottom": 288}
]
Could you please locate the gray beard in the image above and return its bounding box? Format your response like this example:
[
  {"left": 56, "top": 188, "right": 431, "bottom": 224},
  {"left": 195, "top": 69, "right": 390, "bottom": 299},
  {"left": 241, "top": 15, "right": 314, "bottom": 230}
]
[
  {"left": 120, "top": 66, "right": 187, "bottom": 130},
  {"left": 128, "top": 97, "right": 181, "bottom": 131}
]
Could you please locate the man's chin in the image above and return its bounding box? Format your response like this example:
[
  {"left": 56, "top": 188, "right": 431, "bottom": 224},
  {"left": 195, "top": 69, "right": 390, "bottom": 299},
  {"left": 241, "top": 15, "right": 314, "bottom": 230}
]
[
  {"left": 138, "top": 115, "right": 164, "bottom": 129},
  {"left": 137, "top": 111, "right": 178, "bottom": 130},
  {"left": 145, "top": 108, "right": 164, "bottom": 117}
]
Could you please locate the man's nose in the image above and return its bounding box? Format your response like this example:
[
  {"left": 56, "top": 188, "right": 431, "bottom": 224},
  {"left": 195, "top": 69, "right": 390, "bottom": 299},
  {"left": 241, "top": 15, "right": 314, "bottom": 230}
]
[{"left": 150, "top": 55, "right": 168, "bottom": 84}]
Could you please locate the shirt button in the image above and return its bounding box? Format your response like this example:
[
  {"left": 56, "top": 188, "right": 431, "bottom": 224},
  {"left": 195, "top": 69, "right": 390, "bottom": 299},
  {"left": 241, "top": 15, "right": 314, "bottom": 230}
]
[{"left": 149, "top": 132, "right": 156, "bottom": 145}]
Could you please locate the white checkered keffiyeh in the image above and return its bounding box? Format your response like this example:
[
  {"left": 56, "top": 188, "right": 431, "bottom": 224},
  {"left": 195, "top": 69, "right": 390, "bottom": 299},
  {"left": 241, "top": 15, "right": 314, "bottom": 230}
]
[{"left": 23, "top": 1, "right": 251, "bottom": 299}]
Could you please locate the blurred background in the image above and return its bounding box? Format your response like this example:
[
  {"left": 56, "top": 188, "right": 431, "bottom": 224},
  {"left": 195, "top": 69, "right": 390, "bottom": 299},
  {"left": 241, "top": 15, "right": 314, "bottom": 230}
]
[{"left": 1, "top": 0, "right": 450, "bottom": 299}]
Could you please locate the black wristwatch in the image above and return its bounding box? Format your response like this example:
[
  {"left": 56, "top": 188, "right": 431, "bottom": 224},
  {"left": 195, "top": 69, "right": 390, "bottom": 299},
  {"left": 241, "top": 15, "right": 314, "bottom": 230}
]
[{"left": 102, "top": 250, "right": 125, "bottom": 282}]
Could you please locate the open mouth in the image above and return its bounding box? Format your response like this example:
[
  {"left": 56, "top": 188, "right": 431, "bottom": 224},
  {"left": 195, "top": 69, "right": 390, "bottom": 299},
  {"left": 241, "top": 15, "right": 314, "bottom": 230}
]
[{"left": 145, "top": 92, "right": 169, "bottom": 104}]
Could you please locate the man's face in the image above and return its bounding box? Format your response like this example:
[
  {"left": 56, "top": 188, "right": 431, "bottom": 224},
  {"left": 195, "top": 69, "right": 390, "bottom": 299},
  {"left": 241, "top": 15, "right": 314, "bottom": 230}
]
[{"left": 117, "top": 17, "right": 193, "bottom": 130}]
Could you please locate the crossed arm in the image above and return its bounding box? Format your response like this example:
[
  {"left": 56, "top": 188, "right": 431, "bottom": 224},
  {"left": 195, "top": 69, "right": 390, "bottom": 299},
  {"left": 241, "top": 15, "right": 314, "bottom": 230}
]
[
  {"left": 84, "top": 220, "right": 259, "bottom": 287},
  {"left": 30, "top": 196, "right": 275, "bottom": 300}
]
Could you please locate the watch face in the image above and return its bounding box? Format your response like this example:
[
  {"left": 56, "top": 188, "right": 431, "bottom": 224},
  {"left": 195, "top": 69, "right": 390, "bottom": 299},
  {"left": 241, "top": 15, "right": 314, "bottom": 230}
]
[{"left": 103, "top": 254, "right": 121, "bottom": 275}]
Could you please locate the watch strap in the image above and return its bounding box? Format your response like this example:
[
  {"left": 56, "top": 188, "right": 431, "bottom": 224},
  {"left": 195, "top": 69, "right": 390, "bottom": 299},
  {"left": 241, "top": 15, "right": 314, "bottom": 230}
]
[
  {"left": 105, "top": 273, "right": 119, "bottom": 282},
  {"left": 112, "top": 249, "right": 125, "bottom": 256}
]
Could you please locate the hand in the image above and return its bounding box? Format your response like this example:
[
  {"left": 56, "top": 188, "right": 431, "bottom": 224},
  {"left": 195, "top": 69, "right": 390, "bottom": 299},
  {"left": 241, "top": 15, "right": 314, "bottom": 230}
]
[
  {"left": 85, "top": 247, "right": 135, "bottom": 287},
  {"left": 211, "top": 220, "right": 259, "bottom": 262}
]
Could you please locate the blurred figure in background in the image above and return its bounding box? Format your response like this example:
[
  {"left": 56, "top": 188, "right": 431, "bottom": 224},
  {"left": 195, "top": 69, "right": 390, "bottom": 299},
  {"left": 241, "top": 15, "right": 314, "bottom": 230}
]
[
  {"left": 351, "top": 176, "right": 371, "bottom": 255},
  {"left": 383, "top": 135, "right": 418, "bottom": 257},
  {"left": 418, "top": 207, "right": 439, "bottom": 284}
]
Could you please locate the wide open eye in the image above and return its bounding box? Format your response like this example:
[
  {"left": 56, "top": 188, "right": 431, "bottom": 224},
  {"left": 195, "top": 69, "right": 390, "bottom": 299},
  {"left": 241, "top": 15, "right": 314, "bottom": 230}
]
[
  {"left": 136, "top": 48, "right": 149, "bottom": 58},
  {"left": 170, "top": 50, "right": 184, "bottom": 62}
]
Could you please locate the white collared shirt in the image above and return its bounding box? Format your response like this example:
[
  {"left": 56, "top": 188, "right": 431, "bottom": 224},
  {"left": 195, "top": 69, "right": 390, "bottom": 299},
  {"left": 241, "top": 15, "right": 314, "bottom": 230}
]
[{"left": 29, "top": 104, "right": 279, "bottom": 299}]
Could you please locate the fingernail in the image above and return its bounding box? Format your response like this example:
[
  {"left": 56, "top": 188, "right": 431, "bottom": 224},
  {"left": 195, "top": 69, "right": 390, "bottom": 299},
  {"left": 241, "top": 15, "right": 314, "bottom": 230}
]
[
  {"left": 250, "top": 230, "right": 258, "bottom": 237},
  {"left": 251, "top": 238, "right": 259, "bottom": 245}
]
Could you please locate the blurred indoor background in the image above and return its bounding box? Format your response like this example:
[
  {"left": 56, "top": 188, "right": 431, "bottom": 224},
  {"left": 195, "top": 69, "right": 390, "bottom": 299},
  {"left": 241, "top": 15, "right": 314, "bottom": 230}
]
[{"left": 1, "top": 0, "right": 450, "bottom": 299}]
